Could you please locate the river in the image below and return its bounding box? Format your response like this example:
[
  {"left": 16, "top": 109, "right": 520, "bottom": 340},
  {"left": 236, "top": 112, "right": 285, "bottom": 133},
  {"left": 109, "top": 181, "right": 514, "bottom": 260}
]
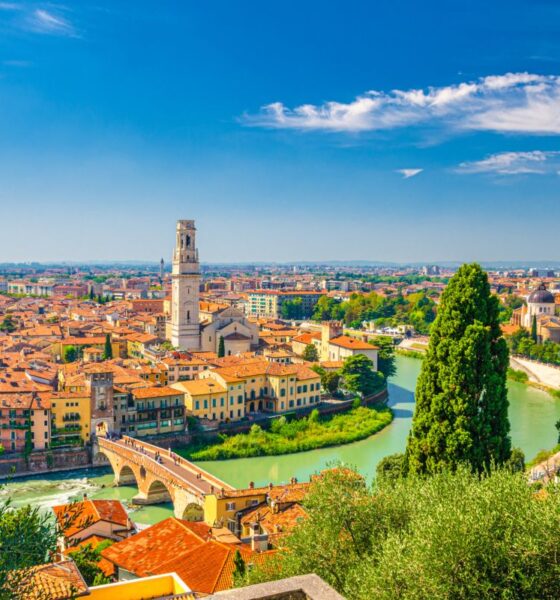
[{"left": 3, "top": 355, "right": 559, "bottom": 525}]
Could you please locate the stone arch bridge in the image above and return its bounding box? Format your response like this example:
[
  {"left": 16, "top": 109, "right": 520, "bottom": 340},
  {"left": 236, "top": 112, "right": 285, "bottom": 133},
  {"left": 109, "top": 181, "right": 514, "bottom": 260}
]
[{"left": 96, "top": 436, "right": 234, "bottom": 520}]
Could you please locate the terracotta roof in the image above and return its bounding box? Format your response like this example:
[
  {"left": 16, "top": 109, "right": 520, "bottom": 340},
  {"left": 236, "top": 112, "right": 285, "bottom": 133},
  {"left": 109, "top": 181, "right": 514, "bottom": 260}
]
[
  {"left": 292, "top": 332, "right": 321, "bottom": 344},
  {"left": 240, "top": 502, "right": 308, "bottom": 537},
  {"left": 132, "top": 385, "right": 182, "bottom": 399},
  {"left": 10, "top": 560, "right": 88, "bottom": 599},
  {"left": 101, "top": 517, "right": 207, "bottom": 576},
  {"left": 154, "top": 540, "right": 272, "bottom": 595},
  {"left": 329, "top": 335, "right": 377, "bottom": 350},
  {"left": 173, "top": 379, "right": 227, "bottom": 396},
  {"left": 53, "top": 499, "right": 130, "bottom": 539}
]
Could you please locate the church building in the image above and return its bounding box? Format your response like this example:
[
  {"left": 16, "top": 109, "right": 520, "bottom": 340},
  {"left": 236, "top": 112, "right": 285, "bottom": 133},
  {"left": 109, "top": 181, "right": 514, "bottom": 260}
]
[
  {"left": 168, "top": 220, "right": 258, "bottom": 354},
  {"left": 512, "top": 282, "right": 560, "bottom": 343}
]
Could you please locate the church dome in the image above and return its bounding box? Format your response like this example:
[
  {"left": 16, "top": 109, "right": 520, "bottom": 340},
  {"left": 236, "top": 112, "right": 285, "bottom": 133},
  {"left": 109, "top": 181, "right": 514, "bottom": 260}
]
[{"left": 528, "top": 283, "right": 555, "bottom": 304}]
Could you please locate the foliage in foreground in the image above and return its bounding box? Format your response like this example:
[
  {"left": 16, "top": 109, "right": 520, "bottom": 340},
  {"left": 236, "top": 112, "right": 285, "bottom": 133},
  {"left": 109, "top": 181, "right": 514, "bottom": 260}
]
[
  {"left": 68, "top": 540, "right": 113, "bottom": 586},
  {"left": 240, "top": 467, "right": 560, "bottom": 600},
  {"left": 0, "top": 500, "right": 58, "bottom": 599},
  {"left": 181, "top": 407, "right": 393, "bottom": 460}
]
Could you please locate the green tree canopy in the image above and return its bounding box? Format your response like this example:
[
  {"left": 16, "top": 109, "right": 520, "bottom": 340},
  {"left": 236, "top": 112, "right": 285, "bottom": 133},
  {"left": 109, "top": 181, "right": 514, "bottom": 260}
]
[
  {"left": 102, "top": 334, "right": 113, "bottom": 360},
  {"left": 0, "top": 315, "right": 16, "bottom": 333},
  {"left": 370, "top": 336, "right": 396, "bottom": 378},
  {"left": 340, "top": 354, "right": 385, "bottom": 397},
  {"left": 63, "top": 345, "right": 78, "bottom": 363},
  {"left": 240, "top": 466, "right": 560, "bottom": 599},
  {"left": 302, "top": 343, "right": 319, "bottom": 362},
  {"left": 0, "top": 501, "right": 58, "bottom": 599},
  {"left": 68, "top": 541, "right": 112, "bottom": 586},
  {"left": 280, "top": 298, "right": 304, "bottom": 320},
  {"left": 218, "top": 336, "right": 225, "bottom": 358},
  {"left": 405, "top": 263, "right": 511, "bottom": 475}
]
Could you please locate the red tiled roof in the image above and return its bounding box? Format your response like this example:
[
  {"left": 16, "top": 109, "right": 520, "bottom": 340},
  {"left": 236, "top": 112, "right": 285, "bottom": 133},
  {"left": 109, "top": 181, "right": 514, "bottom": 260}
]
[{"left": 53, "top": 499, "right": 130, "bottom": 539}]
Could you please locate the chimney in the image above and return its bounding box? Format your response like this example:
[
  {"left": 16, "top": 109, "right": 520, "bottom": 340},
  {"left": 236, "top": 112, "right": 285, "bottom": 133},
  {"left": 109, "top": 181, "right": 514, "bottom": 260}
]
[
  {"left": 249, "top": 481, "right": 254, "bottom": 489},
  {"left": 251, "top": 533, "right": 269, "bottom": 553},
  {"left": 82, "top": 493, "right": 87, "bottom": 501}
]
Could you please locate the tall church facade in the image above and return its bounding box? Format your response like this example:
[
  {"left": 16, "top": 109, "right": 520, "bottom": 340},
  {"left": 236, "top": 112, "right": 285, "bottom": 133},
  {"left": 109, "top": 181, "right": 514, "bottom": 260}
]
[{"left": 170, "top": 220, "right": 201, "bottom": 350}]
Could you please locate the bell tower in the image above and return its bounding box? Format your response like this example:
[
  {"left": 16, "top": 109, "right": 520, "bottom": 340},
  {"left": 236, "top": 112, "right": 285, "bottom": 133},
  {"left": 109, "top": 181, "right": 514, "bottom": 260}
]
[{"left": 170, "top": 220, "right": 201, "bottom": 350}]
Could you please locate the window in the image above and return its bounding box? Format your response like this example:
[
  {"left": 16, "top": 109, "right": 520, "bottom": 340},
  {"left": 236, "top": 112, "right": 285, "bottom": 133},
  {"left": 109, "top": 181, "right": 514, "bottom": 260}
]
[
  {"left": 226, "top": 502, "right": 236, "bottom": 511},
  {"left": 280, "top": 389, "right": 286, "bottom": 397},
  {"left": 195, "top": 400, "right": 200, "bottom": 410}
]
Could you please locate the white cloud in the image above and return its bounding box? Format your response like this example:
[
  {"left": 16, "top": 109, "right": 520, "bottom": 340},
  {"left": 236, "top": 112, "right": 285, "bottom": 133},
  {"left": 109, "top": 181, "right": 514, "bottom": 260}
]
[
  {"left": 243, "top": 73, "right": 560, "bottom": 135},
  {"left": 24, "top": 8, "right": 76, "bottom": 37},
  {"left": 396, "top": 168, "right": 423, "bottom": 179},
  {"left": 456, "top": 151, "right": 560, "bottom": 175}
]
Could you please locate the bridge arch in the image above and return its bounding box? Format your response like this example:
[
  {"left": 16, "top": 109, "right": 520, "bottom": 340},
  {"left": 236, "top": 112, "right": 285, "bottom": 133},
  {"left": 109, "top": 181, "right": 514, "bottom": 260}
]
[
  {"left": 182, "top": 502, "right": 204, "bottom": 522},
  {"left": 118, "top": 464, "right": 138, "bottom": 487},
  {"left": 144, "top": 479, "right": 173, "bottom": 504}
]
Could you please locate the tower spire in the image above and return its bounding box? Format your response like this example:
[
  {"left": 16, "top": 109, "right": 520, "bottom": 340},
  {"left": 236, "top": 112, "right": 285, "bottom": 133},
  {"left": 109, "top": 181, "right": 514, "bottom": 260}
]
[{"left": 169, "top": 220, "right": 201, "bottom": 350}]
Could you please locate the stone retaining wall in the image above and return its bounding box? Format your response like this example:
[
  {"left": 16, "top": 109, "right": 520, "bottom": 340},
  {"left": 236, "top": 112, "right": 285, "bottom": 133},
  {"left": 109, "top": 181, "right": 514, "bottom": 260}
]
[{"left": 0, "top": 447, "right": 90, "bottom": 477}]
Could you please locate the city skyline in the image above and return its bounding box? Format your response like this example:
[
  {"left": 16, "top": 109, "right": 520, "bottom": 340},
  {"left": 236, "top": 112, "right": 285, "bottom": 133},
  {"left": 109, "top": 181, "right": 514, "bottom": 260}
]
[{"left": 0, "top": 1, "right": 559, "bottom": 262}]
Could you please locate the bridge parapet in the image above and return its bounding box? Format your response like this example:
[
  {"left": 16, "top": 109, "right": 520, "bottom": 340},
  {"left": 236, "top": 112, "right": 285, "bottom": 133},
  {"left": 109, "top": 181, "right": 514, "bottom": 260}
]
[
  {"left": 98, "top": 436, "right": 234, "bottom": 506},
  {"left": 120, "top": 435, "right": 235, "bottom": 492}
]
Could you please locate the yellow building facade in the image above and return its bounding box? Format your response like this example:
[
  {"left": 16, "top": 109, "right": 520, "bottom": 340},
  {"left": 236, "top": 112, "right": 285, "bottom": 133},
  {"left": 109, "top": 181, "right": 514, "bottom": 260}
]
[{"left": 47, "top": 391, "right": 91, "bottom": 447}]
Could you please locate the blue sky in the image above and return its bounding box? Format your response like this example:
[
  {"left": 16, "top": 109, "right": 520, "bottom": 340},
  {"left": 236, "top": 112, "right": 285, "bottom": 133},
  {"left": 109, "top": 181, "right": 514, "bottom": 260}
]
[{"left": 0, "top": 1, "right": 559, "bottom": 263}]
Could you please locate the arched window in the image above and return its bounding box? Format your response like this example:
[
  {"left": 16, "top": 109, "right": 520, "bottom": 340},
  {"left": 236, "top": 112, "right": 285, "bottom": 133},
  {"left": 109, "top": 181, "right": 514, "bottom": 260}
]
[
  {"left": 186, "top": 234, "right": 191, "bottom": 247},
  {"left": 187, "top": 310, "right": 191, "bottom": 322}
]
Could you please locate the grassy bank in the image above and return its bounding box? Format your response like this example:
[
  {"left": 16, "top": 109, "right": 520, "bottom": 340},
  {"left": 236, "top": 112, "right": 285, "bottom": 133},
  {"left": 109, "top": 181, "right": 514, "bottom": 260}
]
[
  {"left": 527, "top": 444, "right": 560, "bottom": 469},
  {"left": 507, "top": 367, "right": 560, "bottom": 401},
  {"left": 178, "top": 406, "right": 393, "bottom": 461},
  {"left": 507, "top": 367, "right": 529, "bottom": 383},
  {"left": 396, "top": 348, "right": 425, "bottom": 359}
]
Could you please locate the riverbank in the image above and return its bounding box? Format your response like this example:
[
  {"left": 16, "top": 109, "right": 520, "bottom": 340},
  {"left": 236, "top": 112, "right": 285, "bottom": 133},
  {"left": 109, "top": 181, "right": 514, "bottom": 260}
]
[
  {"left": 510, "top": 355, "right": 560, "bottom": 390},
  {"left": 507, "top": 367, "right": 560, "bottom": 400},
  {"left": 396, "top": 348, "right": 424, "bottom": 359},
  {"left": 178, "top": 405, "right": 394, "bottom": 461}
]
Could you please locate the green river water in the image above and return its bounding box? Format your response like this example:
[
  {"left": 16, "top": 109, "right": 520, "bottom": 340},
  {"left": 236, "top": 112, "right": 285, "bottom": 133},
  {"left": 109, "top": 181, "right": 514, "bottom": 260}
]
[{"left": 2, "top": 355, "right": 559, "bottom": 525}]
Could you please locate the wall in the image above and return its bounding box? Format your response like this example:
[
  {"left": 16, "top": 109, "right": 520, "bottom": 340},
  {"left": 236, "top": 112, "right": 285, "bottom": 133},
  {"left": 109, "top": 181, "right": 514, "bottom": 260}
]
[{"left": 0, "top": 447, "right": 90, "bottom": 477}]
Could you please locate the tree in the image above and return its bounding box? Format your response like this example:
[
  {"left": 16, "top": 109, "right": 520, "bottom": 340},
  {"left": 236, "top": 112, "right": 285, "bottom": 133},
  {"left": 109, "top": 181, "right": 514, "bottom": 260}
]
[
  {"left": 531, "top": 315, "right": 538, "bottom": 343},
  {"left": 405, "top": 263, "right": 511, "bottom": 475},
  {"left": 232, "top": 549, "right": 246, "bottom": 587},
  {"left": 340, "top": 354, "right": 385, "bottom": 397},
  {"left": 0, "top": 501, "right": 58, "bottom": 599},
  {"left": 88, "top": 287, "right": 94, "bottom": 300},
  {"left": 218, "top": 336, "right": 225, "bottom": 358},
  {"left": 242, "top": 466, "right": 560, "bottom": 599},
  {"left": 102, "top": 334, "right": 113, "bottom": 360},
  {"left": 63, "top": 345, "right": 78, "bottom": 363},
  {"left": 321, "top": 370, "right": 341, "bottom": 395},
  {"left": 302, "top": 343, "right": 319, "bottom": 362},
  {"left": 280, "top": 298, "right": 304, "bottom": 320},
  {"left": 370, "top": 336, "right": 396, "bottom": 378},
  {"left": 0, "top": 315, "right": 16, "bottom": 333},
  {"left": 376, "top": 453, "right": 405, "bottom": 483},
  {"left": 312, "top": 296, "right": 344, "bottom": 321},
  {"left": 68, "top": 541, "right": 112, "bottom": 586}
]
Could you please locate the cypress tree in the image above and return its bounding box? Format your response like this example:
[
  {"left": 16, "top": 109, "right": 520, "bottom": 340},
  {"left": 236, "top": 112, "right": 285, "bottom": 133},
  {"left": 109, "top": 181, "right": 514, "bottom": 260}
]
[
  {"left": 531, "top": 315, "right": 538, "bottom": 343},
  {"left": 103, "top": 333, "right": 113, "bottom": 360},
  {"left": 218, "top": 336, "right": 225, "bottom": 358},
  {"left": 405, "top": 263, "right": 510, "bottom": 474}
]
